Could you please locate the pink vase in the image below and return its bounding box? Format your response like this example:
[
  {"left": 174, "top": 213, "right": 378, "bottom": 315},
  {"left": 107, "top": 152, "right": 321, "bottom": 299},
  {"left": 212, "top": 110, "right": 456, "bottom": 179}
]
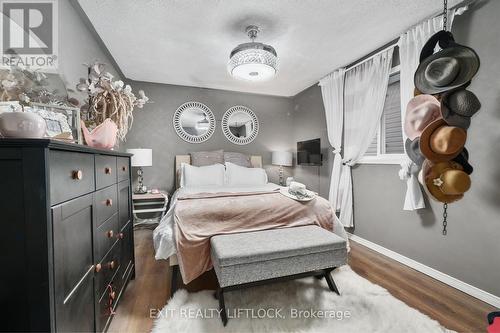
[{"left": 81, "top": 118, "right": 117, "bottom": 149}]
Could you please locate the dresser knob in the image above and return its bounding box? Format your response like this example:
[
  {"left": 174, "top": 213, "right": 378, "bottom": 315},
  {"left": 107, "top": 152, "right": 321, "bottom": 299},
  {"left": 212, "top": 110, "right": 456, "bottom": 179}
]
[
  {"left": 121, "top": 166, "right": 127, "bottom": 172},
  {"left": 106, "top": 230, "right": 114, "bottom": 238},
  {"left": 108, "top": 261, "right": 116, "bottom": 270},
  {"left": 117, "top": 232, "right": 124, "bottom": 240},
  {"left": 105, "top": 167, "right": 112, "bottom": 175},
  {"left": 106, "top": 199, "right": 113, "bottom": 206},
  {"left": 72, "top": 170, "right": 83, "bottom": 180},
  {"left": 95, "top": 263, "right": 102, "bottom": 273}
]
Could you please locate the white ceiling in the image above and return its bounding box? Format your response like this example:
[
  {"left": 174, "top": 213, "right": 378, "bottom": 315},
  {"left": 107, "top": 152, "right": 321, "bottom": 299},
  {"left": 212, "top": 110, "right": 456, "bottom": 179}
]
[{"left": 78, "top": 0, "right": 460, "bottom": 97}]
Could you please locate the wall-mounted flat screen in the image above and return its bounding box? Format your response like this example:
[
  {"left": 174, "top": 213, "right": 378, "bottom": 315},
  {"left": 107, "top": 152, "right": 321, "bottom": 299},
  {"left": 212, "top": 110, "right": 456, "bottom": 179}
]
[{"left": 297, "top": 138, "right": 322, "bottom": 166}]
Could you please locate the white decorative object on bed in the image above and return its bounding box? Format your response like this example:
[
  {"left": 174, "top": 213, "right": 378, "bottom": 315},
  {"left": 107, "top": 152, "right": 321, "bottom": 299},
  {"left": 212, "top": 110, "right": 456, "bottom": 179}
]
[
  {"left": 280, "top": 181, "right": 316, "bottom": 201},
  {"left": 173, "top": 101, "right": 216, "bottom": 143},
  {"left": 221, "top": 105, "right": 259, "bottom": 145},
  {"left": 225, "top": 161, "right": 267, "bottom": 186},
  {"left": 180, "top": 163, "right": 225, "bottom": 188}
]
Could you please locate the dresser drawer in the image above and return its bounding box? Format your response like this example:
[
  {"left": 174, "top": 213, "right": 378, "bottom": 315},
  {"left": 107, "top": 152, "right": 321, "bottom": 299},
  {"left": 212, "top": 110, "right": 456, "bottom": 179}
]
[
  {"left": 95, "top": 213, "right": 119, "bottom": 263},
  {"left": 117, "top": 157, "right": 130, "bottom": 182},
  {"left": 96, "top": 155, "right": 117, "bottom": 190},
  {"left": 52, "top": 194, "right": 95, "bottom": 332},
  {"left": 96, "top": 282, "right": 114, "bottom": 333},
  {"left": 49, "top": 150, "right": 95, "bottom": 205},
  {"left": 95, "top": 242, "right": 122, "bottom": 302},
  {"left": 118, "top": 180, "right": 131, "bottom": 230},
  {"left": 95, "top": 184, "right": 118, "bottom": 227},
  {"left": 55, "top": 267, "right": 95, "bottom": 333},
  {"left": 116, "top": 222, "right": 134, "bottom": 292}
]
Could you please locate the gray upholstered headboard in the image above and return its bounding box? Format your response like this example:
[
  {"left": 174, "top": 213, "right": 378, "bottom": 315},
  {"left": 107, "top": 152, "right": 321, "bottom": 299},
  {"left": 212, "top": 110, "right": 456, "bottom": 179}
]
[{"left": 175, "top": 154, "right": 262, "bottom": 189}]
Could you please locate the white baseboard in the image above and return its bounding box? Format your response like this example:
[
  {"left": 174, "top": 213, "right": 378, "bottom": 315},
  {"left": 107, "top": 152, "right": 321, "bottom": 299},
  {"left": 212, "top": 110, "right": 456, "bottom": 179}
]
[{"left": 347, "top": 233, "right": 500, "bottom": 308}]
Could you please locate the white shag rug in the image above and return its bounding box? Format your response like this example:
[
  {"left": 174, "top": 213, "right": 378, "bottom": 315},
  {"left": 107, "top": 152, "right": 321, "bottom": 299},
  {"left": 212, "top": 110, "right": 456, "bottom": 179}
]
[{"left": 151, "top": 266, "right": 454, "bottom": 333}]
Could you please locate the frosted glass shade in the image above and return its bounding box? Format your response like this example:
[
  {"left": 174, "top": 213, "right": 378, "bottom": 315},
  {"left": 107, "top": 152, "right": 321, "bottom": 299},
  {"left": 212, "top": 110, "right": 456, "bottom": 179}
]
[
  {"left": 228, "top": 44, "right": 278, "bottom": 82},
  {"left": 127, "top": 148, "right": 152, "bottom": 167},
  {"left": 272, "top": 151, "right": 293, "bottom": 166}
]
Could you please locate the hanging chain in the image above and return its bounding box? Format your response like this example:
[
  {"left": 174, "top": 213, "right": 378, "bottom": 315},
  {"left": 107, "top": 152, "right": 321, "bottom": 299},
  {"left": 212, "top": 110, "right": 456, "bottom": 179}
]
[
  {"left": 442, "top": 203, "right": 448, "bottom": 235},
  {"left": 443, "top": 0, "right": 448, "bottom": 31},
  {"left": 441, "top": 0, "right": 449, "bottom": 235}
]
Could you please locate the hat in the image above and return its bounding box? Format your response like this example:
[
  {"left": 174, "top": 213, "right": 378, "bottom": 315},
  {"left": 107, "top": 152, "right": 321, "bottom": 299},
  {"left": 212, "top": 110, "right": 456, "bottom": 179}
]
[
  {"left": 414, "top": 31, "right": 480, "bottom": 94},
  {"left": 419, "top": 159, "right": 471, "bottom": 203},
  {"left": 405, "top": 138, "right": 425, "bottom": 167},
  {"left": 404, "top": 94, "right": 441, "bottom": 140},
  {"left": 452, "top": 148, "right": 473, "bottom": 175},
  {"left": 280, "top": 181, "right": 316, "bottom": 202},
  {"left": 420, "top": 119, "right": 467, "bottom": 162},
  {"left": 441, "top": 89, "right": 481, "bottom": 129}
]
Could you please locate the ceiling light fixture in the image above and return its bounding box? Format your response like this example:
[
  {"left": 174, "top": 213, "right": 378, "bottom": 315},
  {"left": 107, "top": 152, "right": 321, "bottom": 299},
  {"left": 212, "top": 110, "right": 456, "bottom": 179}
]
[{"left": 228, "top": 25, "right": 278, "bottom": 82}]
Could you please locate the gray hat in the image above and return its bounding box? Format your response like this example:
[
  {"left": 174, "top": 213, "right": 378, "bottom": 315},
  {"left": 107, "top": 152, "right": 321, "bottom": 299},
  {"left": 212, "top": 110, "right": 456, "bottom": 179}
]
[
  {"left": 414, "top": 31, "right": 480, "bottom": 94},
  {"left": 405, "top": 138, "right": 425, "bottom": 167},
  {"left": 441, "top": 89, "right": 481, "bottom": 129}
]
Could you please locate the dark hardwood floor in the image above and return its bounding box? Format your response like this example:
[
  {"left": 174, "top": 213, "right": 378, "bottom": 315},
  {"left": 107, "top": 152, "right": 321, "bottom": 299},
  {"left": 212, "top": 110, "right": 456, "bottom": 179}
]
[{"left": 108, "top": 228, "right": 494, "bottom": 333}]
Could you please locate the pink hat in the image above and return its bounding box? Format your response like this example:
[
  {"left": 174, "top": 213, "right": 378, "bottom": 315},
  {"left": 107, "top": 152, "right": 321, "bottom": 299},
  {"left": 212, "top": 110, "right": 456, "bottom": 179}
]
[{"left": 404, "top": 94, "right": 441, "bottom": 140}]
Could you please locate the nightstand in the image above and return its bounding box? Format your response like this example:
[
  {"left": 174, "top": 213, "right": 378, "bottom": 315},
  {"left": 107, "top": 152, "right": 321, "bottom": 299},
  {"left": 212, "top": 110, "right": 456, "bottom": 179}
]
[{"left": 132, "top": 191, "right": 169, "bottom": 226}]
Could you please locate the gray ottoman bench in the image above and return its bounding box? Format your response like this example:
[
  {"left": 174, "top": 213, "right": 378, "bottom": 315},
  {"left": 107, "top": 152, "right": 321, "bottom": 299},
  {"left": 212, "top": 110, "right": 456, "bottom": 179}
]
[{"left": 210, "top": 225, "right": 347, "bottom": 326}]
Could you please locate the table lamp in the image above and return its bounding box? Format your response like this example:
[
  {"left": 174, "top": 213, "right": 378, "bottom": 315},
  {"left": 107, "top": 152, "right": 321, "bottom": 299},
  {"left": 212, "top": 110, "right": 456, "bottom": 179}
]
[
  {"left": 272, "top": 151, "right": 293, "bottom": 186},
  {"left": 126, "top": 148, "right": 152, "bottom": 194}
]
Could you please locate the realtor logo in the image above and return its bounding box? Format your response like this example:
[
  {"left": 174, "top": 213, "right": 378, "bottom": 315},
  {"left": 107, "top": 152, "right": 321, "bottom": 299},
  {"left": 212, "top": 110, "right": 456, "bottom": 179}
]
[{"left": 1, "top": 0, "right": 58, "bottom": 69}]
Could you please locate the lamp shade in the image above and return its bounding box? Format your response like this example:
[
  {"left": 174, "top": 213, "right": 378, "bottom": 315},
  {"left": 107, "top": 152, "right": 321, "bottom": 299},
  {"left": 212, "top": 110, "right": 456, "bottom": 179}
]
[
  {"left": 272, "top": 151, "right": 292, "bottom": 166},
  {"left": 127, "top": 148, "right": 152, "bottom": 167}
]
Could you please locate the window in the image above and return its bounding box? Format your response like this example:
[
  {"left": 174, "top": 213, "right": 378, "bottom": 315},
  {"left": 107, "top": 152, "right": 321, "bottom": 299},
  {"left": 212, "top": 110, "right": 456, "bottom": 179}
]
[{"left": 359, "top": 65, "right": 405, "bottom": 164}]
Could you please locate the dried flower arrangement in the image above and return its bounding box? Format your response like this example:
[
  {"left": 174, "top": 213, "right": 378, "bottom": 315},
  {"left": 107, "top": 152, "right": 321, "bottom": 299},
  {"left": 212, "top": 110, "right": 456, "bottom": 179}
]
[
  {"left": 77, "top": 61, "right": 150, "bottom": 141},
  {"left": 0, "top": 65, "right": 77, "bottom": 108}
]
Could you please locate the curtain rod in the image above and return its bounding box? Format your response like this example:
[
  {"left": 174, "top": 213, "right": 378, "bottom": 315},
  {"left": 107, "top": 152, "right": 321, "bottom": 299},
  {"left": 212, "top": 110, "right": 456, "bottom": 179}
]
[
  {"left": 345, "top": 42, "right": 397, "bottom": 72},
  {"left": 341, "top": 0, "right": 473, "bottom": 74}
]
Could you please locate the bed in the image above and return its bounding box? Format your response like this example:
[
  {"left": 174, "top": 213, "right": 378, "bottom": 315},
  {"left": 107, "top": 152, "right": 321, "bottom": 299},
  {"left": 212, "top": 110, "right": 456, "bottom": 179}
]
[{"left": 152, "top": 154, "right": 348, "bottom": 286}]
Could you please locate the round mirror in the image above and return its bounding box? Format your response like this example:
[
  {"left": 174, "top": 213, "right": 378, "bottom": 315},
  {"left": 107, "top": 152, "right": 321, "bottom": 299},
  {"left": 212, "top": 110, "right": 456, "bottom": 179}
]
[
  {"left": 173, "top": 101, "right": 215, "bottom": 143},
  {"left": 222, "top": 105, "right": 259, "bottom": 145}
]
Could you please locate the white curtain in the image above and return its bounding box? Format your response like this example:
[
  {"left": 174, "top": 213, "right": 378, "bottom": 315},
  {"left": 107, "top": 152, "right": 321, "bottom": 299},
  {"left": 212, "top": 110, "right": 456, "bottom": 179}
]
[
  {"left": 398, "top": 8, "right": 464, "bottom": 210},
  {"left": 319, "top": 68, "right": 346, "bottom": 211},
  {"left": 339, "top": 48, "right": 394, "bottom": 227}
]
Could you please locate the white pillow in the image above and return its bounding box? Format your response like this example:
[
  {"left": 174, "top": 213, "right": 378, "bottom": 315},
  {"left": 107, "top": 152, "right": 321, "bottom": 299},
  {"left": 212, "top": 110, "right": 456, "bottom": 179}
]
[
  {"left": 180, "top": 163, "right": 225, "bottom": 188},
  {"left": 225, "top": 162, "right": 268, "bottom": 186}
]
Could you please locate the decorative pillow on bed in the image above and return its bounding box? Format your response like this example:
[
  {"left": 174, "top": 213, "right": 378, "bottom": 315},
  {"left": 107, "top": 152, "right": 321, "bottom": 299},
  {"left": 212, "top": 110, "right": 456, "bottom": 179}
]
[
  {"left": 190, "top": 150, "right": 224, "bottom": 166},
  {"left": 181, "top": 163, "right": 225, "bottom": 188},
  {"left": 225, "top": 162, "right": 268, "bottom": 186},
  {"left": 223, "top": 152, "right": 252, "bottom": 168}
]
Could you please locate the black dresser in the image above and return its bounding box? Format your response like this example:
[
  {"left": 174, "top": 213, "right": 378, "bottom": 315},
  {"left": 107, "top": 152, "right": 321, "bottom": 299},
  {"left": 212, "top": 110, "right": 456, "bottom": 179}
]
[{"left": 0, "top": 139, "right": 135, "bottom": 332}]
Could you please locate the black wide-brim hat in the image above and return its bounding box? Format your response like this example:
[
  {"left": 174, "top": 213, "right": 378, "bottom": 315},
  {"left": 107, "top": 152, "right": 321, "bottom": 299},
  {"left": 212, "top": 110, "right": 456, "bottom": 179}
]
[{"left": 414, "top": 31, "right": 480, "bottom": 95}]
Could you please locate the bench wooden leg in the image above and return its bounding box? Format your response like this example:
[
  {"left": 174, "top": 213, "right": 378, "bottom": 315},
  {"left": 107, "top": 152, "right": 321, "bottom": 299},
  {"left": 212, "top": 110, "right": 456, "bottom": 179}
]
[
  {"left": 170, "top": 265, "right": 179, "bottom": 298},
  {"left": 324, "top": 268, "right": 340, "bottom": 295},
  {"left": 217, "top": 288, "right": 228, "bottom": 326}
]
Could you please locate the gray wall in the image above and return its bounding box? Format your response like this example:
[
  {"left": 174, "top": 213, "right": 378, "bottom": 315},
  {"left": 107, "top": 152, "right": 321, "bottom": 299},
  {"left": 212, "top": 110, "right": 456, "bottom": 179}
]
[
  {"left": 58, "top": 1, "right": 122, "bottom": 99},
  {"left": 290, "top": 0, "right": 500, "bottom": 298},
  {"left": 292, "top": 84, "right": 332, "bottom": 198},
  {"left": 122, "top": 81, "right": 294, "bottom": 192}
]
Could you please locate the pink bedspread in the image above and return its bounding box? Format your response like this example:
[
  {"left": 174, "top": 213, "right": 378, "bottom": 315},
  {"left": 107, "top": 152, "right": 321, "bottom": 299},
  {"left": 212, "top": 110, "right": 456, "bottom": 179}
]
[{"left": 174, "top": 190, "right": 334, "bottom": 283}]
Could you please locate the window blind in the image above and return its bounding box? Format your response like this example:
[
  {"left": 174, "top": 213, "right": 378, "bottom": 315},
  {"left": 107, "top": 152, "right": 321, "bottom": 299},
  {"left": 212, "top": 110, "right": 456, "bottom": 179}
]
[
  {"left": 383, "top": 79, "right": 404, "bottom": 154},
  {"left": 363, "top": 72, "right": 404, "bottom": 157}
]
